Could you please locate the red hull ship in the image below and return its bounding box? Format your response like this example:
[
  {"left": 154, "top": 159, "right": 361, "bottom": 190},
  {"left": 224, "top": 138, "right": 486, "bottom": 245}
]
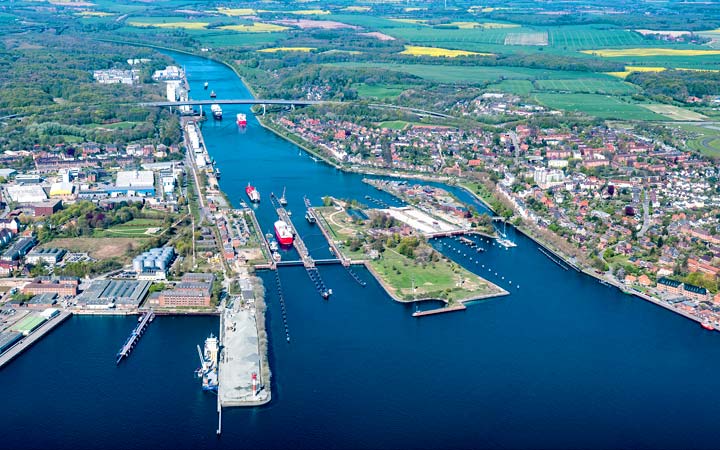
[
  {"left": 274, "top": 220, "right": 294, "bottom": 246},
  {"left": 246, "top": 184, "right": 260, "bottom": 203}
]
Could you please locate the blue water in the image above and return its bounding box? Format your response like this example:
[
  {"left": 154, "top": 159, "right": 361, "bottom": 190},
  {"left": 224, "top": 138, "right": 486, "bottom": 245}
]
[{"left": 3, "top": 52, "right": 720, "bottom": 450}]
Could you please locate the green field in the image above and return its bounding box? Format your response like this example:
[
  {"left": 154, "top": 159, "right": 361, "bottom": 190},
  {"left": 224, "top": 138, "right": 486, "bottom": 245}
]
[
  {"left": 486, "top": 79, "right": 534, "bottom": 95},
  {"left": 331, "top": 62, "right": 606, "bottom": 84},
  {"left": 354, "top": 83, "right": 410, "bottom": 99},
  {"left": 676, "top": 124, "right": 720, "bottom": 158},
  {"left": 535, "top": 78, "right": 639, "bottom": 95},
  {"left": 377, "top": 120, "right": 411, "bottom": 130},
  {"left": 93, "top": 219, "right": 163, "bottom": 238},
  {"left": 532, "top": 93, "right": 666, "bottom": 120}
]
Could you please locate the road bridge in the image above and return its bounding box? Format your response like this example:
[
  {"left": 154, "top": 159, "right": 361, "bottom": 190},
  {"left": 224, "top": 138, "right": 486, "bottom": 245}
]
[{"left": 140, "top": 99, "right": 332, "bottom": 107}]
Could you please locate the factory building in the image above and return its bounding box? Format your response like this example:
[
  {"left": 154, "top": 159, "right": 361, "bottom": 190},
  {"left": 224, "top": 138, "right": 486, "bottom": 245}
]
[
  {"left": 156, "top": 273, "right": 214, "bottom": 307},
  {"left": 76, "top": 280, "right": 150, "bottom": 309},
  {"left": 25, "top": 248, "right": 66, "bottom": 265},
  {"left": 1, "top": 237, "right": 37, "bottom": 261},
  {"left": 6, "top": 185, "right": 48, "bottom": 204},
  {"left": 110, "top": 170, "right": 155, "bottom": 197},
  {"left": 23, "top": 277, "right": 79, "bottom": 297}
]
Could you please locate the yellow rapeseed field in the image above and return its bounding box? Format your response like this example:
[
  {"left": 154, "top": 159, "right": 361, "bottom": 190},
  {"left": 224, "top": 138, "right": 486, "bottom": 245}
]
[
  {"left": 219, "top": 23, "right": 289, "bottom": 33},
  {"left": 128, "top": 21, "right": 209, "bottom": 30},
  {"left": 400, "top": 45, "right": 492, "bottom": 57},
  {"left": 583, "top": 48, "right": 720, "bottom": 57},
  {"left": 606, "top": 66, "right": 666, "bottom": 78},
  {"left": 258, "top": 47, "right": 316, "bottom": 53},
  {"left": 215, "top": 8, "right": 257, "bottom": 16}
]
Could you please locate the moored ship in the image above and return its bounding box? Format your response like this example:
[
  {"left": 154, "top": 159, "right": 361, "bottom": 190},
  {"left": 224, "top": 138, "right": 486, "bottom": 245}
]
[
  {"left": 274, "top": 220, "right": 294, "bottom": 246},
  {"left": 196, "top": 334, "right": 219, "bottom": 392},
  {"left": 210, "top": 104, "right": 222, "bottom": 120},
  {"left": 246, "top": 183, "right": 260, "bottom": 203},
  {"left": 236, "top": 113, "right": 247, "bottom": 127}
]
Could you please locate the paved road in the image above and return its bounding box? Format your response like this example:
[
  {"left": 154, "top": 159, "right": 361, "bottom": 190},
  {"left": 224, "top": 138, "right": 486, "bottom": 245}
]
[{"left": 638, "top": 189, "right": 651, "bottom": 238}]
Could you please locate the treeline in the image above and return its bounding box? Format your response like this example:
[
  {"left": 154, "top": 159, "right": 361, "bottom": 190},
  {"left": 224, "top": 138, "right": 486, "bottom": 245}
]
[{"left": 627, "top": 70, "right": 720, "bottom": 102}]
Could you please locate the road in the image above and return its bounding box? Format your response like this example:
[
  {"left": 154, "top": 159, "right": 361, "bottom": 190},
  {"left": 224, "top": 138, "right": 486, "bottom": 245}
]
[{"left": 638, "top": 189, "right": 651, "bottom": 238}]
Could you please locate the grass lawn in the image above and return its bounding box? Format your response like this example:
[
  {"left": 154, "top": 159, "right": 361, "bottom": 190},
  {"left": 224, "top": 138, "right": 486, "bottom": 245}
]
[
  {"left": 675, "top": 124, "right": 720, "bottom": 158},
  {"left": 377, "top": 120, "right": 411, "bottom": 130},
  {"left": 532, "top": 93, "right": 667, "bottom": 120}
]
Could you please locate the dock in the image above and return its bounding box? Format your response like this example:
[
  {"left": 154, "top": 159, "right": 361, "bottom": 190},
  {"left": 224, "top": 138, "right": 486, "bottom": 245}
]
[
  {"left": 246, "top": 208, "right": 276, "bottom": 270},
  {"left": 116, "top": 310, "right": 154, "bottom": 364},
  {"left": 0, "top": 310, "right": 72, "bottom": 369},
  {"left": 412, "top": 304, "right": 467, "bottom": 317}
]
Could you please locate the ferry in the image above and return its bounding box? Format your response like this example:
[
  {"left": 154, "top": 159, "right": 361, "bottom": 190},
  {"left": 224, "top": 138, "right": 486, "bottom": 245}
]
[
  {"left": 305, "top": 211, "right": 316, "bottom": 224},
  {"left": 236, "top": 113, "right": 247, "bottom": 127},
  {"left": 196, "top": 334, "right": 219, "bottom": 392},
  {"left": 246, "top": 183, "right": 260, "bottom": 203},
  {"left": 210, "top": 104, "right": 222, "bottom": 120},
  {"left": 274, "top": 219, "right": 294, "bottom": 246},
  {"left": 210, "top": 90, "right": 216, "bottom": 98}
]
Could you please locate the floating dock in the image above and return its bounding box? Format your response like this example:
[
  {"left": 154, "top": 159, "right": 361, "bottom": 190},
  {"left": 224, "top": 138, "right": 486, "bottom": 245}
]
[
  {"left": 0, "top": 310, "right": 72, "bottom": 369},
  {"left": 116, "top": 310, "right": 154, "bottom": 364}
]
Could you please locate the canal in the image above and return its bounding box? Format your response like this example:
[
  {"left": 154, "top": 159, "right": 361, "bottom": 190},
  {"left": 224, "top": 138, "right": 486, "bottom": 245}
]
[{"left": 1, "top": 51, "right": 720, "bottom": 450}]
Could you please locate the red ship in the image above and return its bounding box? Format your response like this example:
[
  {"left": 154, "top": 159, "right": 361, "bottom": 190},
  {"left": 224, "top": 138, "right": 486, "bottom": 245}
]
[
  {"left": 274, "top": 220, "right": 294, "bottom": 246},
  {"left": 236, "top": 113, "right": 247, "bottom": 127},
  {"left": 701, "top": 322, "right": 715, "bottom": 331},
  {"left": 245, "top": 184, "right": 260, "bottom": 203}
]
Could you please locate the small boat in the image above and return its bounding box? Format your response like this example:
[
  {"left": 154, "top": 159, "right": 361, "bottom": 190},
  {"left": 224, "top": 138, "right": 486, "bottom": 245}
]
[
  {"left": 236, "top": 113, "right": 247, "bottom": 127},
  {"left": 204, "top": 82, "right": 208, "bottom": 89},
  {"left": 272, "top": 251, "right": 281, "bottom": 262},
  {"left": 702, "top": 322, "right": 715, "bottom": 331},
  {"left": 269, "top": 239, "right": 279, "bottom": 252},
  {"left": 239, "top": 201, "right": 248, "bottom": 208},
  {"left": 210, "top": 90, "right": 216, "bottom": 98},
  {"left": 210, "top": 104, "right": 222, "bottom": 120},
  {"left": 265, "top": 232, "right": 273, "bottom": 240},
  {"left": 279, "top": 187, "right": 287, "bottom": 206}
]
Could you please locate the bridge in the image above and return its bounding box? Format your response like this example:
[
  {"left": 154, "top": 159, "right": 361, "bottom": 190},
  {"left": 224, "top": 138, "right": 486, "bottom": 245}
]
[{"left": 140, "top": 99, "right": 332, "bottom": 107}]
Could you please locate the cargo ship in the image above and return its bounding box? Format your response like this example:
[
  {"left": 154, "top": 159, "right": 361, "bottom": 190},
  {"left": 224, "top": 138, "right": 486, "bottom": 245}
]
[
  {"left": 274, "top": 220, "right": 294, "bottom": 246},
  {"left": 246, "top": 183, "right": 260, "bottom": 203},
  {"left": 210, "top": 104, "right": 222, "bottom": 120},
  {"left": 196, "top": 334, "right": 219, "bottom": 392},
  {"left": 236, "top": 113, "right": 247, "bottom": 127}
]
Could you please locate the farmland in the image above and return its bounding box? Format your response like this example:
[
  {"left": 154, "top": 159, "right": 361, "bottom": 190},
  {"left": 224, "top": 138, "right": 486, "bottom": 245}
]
[
  {"left": 642, "top": 105, "right": 708, "bottom": 121},
  {"left": 532, "top": 93, "right": 667, "bottom": 120},
  {"left": 258, "top": 47, "right": 316, "bottom": 53},
  {"left": 534, "top": 78, "right": 638, "bottom": 95},
  {"left": 400, "top": 45, "right": 492, "bottom": 57},
  {"left": 218, "top": 23, "right": 289, "bottom": 33},
  {"left": 583, "top": 48, "right": 720, "bottom": 57}
]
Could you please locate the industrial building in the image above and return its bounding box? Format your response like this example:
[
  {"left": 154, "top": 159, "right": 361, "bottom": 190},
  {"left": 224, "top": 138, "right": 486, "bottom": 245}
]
[
  {"left": 111, "top": 171, "right": 155, "bottom": 197},
  {"left": 25, "top": 248, "right": 66, "bottom": 265},
  {"left": 76, "top": 280, "right": 150, "bottom": 309},
  {"left": 157, "top": 273, "right": 214, "bottom": 307},
  {"left": 6, "top": 185, "right": 48, "bottom": 203},
  {"left": 0, "top": 332, "right": 23, "bottom": 354},
  {"left": 32, "top": 200, "right": 62, "bottom": 217},
  {"left": 23, "top": 276, "right": 79, "bottom": 297},
  {"left": 1, "top": 237, "right": 37, "bottom": 261}
]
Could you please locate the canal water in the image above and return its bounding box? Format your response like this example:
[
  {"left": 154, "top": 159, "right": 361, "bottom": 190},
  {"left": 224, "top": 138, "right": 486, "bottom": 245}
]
[{"left": 3, "top": 52, "right": 720, "bottom": 450}]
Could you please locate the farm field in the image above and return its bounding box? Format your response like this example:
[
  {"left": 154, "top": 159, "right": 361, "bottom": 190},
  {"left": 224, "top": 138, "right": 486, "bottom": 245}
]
[
  {"left": 400, "top": 45, "right": 491, "bottom": 57},
  {"left": 330, "top": 62, "right": 608, "bottom": 84},
  {"left": 582, "top": 48, "right": 720, "bottom": 57},
  {"left": 486, "top": 80, "right": 534, "bottom": 95},
  {"left": 504, "top": 32, "right": 548, "bottom": 46},
  {"left": 535, "top": 78, "right": 638, "bottom": 95},
  {"left": 187, "top": 31, "right": 287, "bottom": 48},
  {"left": 642, "top": 104, "right": 708, "bottom": 121},
  {"left": 218, "top": 23, "right": 289, "bottom": 33},
  {"left": 258, "top": 47, "right": 316, "bottom": 53},
  {"left": 532, "top": 93, "right": 667, "bottom": 120}
]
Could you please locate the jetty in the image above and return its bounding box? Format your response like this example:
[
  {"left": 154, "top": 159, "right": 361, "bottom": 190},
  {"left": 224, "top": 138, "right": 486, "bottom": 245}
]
[{"left": 116, "top": 310, "right": 154, "bottom": 364}]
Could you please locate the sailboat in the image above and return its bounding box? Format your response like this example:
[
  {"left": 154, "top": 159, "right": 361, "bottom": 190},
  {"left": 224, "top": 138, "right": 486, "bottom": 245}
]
[{"left": 279, "top": 187, "right": 288, "bottom": 206}]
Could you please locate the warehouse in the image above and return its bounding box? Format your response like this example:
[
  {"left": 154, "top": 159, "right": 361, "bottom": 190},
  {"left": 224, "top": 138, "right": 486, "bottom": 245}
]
[
  {"left": 76, "top": 280, "right": 150, "bottom": 309},
  {"left": 6, "top": 185, "right": 48, "bottom": 203},
  {"left": 110, "top": 170, "right": 155, "bottom": 197}
]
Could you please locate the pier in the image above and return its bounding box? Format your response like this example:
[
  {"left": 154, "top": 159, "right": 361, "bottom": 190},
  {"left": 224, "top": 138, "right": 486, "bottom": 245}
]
[
  {"left": 0, "top": 310, "right": 72, "bottom": 369},
  {"left": 116, "top": 310, "right": 154, "bottom": 364}
]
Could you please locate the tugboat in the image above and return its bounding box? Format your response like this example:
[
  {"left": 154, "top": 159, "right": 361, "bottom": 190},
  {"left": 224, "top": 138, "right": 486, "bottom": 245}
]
[
  {"left": 196, "top": 334, "right": 219, "bottom": 392},
  {"left": 210, "top": 90, "right": 216, "bottom": 98}
]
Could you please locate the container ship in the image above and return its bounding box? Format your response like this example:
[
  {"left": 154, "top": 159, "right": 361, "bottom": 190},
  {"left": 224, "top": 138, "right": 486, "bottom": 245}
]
[
  {"left": 274, "top": 220, "right": 294, "bottom": 246},
  {"left": 246, "top": 183, "right": 260, "bottom": 203},
  {"left": 236, "top": 113, "right": 247, "bottom": 127},
  {"left": 211, "top": 104, "right": 222, "bottom": 120},
  {"left": 196, "top": 334, "right": 219, "bottom": 392}
]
